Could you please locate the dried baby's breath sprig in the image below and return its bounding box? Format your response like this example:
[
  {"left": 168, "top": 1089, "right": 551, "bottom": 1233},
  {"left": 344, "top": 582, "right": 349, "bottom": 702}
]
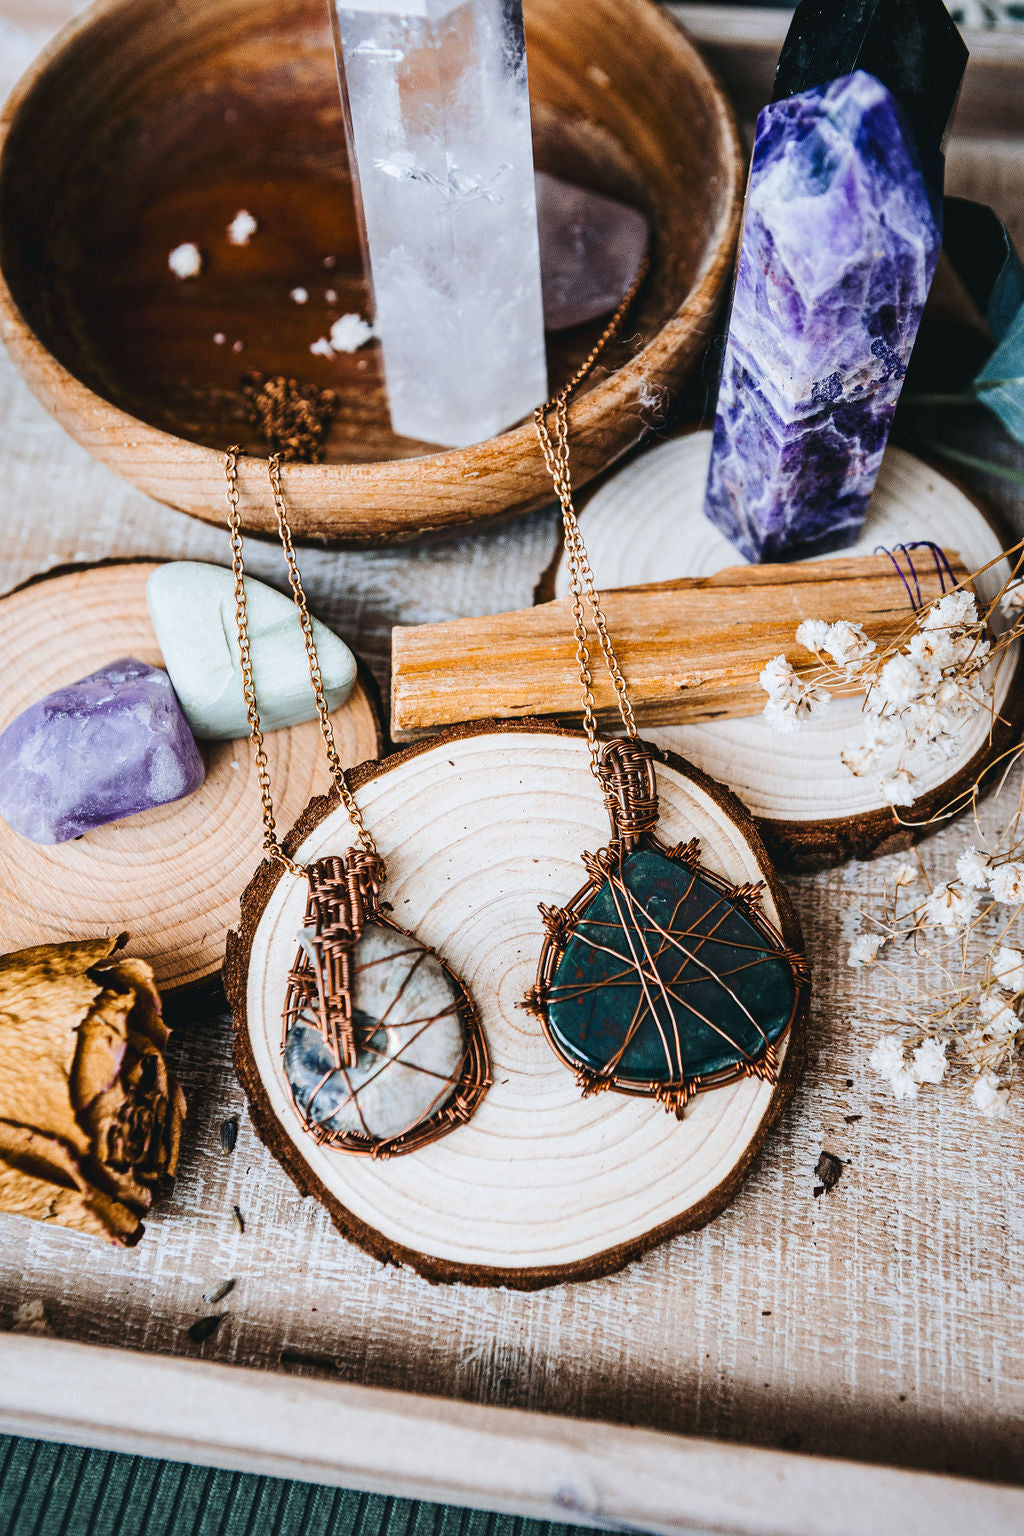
[
  {"left": 808, "top": 548, "right": 1024, "bottom": 1122},
  {"left": 761, "top": 540, "right": 1024, "bottom": 815},
  {"left": 847, "top": 781, "right": 1024, "bottom": 1118}
]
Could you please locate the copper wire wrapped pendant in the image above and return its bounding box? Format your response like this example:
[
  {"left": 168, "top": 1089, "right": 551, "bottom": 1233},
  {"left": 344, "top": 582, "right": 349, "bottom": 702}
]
[
  {"left": 526, "top": 739, "right": 808, "bottom": 1118},
  {"left": 282, "top": 848, "right": 490, "bottom": 1157}
]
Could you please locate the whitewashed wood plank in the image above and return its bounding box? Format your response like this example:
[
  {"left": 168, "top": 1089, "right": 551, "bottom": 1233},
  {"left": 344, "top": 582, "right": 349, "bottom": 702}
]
[{"left": 3, "top": 1335, "right": 1024, "bottom": 1536}]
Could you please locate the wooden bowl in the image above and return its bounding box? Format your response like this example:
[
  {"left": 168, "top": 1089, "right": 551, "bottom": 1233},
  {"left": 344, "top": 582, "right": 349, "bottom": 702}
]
[{"left": 0, "top": 0, "right": 742, "bottom": 546}]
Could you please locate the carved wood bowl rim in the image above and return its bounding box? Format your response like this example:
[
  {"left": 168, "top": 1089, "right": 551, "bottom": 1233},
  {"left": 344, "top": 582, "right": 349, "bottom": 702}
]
[{"left": 0, "top": 0, "right": 744, "bottom": 548}]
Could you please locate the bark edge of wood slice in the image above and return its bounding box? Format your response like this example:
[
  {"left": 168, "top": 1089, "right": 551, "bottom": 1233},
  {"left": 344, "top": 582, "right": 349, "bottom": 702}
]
[
  {"left": 0, "top": 561, "right": 382, "bottom": 994},
  {"left": 225, "top": 720, "right": 808, "bottom": 1290},
  {"left": 549, "top": 433, "right": 1024, "bottom": 872}
]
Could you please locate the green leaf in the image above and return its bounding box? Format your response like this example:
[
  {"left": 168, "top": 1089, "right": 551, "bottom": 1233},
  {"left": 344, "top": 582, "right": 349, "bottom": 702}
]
[
  {"left": 975, "top": 304, "right": 1024, "bottom": 445},
  {"left": 916, "top": 438, "right": 1024, "bottom": 488},
  {"left": 988, "top": 224, "right": 1024, "bottom": 343},
  {"left": 945, "top": 200, "right": 1024, "bottom": 446}
]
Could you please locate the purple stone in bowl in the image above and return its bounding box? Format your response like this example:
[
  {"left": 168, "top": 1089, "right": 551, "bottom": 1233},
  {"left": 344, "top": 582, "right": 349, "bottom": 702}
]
[
  {"left": 537, "top": 172, "right": 650, "bottom": 332},
  {"left": 0, "top": 657, "right": 205, "bottom": 845}
]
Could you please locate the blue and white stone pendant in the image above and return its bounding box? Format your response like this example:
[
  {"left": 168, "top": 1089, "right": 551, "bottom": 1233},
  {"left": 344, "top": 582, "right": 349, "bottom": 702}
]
[
  {"left": 526, "top": 739, "right": 809, "bottom": 1117},
  {"left": 280, "top": 849, "right": 491, "bottom": 1157}
]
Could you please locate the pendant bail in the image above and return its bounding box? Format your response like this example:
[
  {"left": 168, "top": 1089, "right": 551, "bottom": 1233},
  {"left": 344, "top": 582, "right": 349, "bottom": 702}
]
[
  {"left": 285, "top": 850, "right": 386, "bottom": 1071},
  {"left": 597, "top": 738, "right": 660, "bottom": 850}
]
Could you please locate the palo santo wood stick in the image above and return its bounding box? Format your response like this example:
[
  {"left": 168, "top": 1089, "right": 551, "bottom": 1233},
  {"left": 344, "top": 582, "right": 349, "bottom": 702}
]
[{"left": 391, "top": 550, "right": 969, "bottom": 738}]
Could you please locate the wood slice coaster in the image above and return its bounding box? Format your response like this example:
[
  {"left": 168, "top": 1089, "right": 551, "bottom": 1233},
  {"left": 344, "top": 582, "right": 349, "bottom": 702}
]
[
  {"left": 227, "top": 722, "right": 807, "bottom": 1288},
  {"left": 0, "top": 562, "right": 381, "bottom": 993},
  {"left": 552, "top": 433, "right": 1023, "bottom": 869}
]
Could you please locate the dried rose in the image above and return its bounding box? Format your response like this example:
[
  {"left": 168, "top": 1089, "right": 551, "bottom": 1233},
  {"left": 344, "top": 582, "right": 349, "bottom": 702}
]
[{"left": 0, "top": 937, "right": 186, "bottom": 1245}]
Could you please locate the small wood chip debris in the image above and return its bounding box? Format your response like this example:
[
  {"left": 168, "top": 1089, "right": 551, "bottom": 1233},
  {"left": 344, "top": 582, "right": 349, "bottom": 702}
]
[
  {"left": 814, "top": 1150, "right": 844, "bottom": 1193},
  {"left": 187, "top": 1313, "right": 227, "bottom": 1346},
  {"left": 220, "top": 1115, "right": 239, "bottom": 1154},
  {"left": 203, "top": 1278, "right": 236, "bottom": 1305},
  {"left": 280, "top": 1348, "right": 343, "bottom": 1374}
]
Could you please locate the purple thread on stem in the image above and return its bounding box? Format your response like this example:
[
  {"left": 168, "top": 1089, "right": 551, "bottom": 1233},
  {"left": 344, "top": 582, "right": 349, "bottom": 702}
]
[
  {"left": 897, "top": 544, "right": 924, "bottom": 608},
  {"left": 875, "top": 545, "right": 921, "bottom": 611},
  {"left": 907, "top": 541, "right": 955, "bottom": 592}
]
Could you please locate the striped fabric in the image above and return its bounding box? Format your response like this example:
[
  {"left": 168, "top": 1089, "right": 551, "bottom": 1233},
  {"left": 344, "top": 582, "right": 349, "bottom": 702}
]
[{"left": 0, "top": 1438, "right": 589, "bottom": 1536}]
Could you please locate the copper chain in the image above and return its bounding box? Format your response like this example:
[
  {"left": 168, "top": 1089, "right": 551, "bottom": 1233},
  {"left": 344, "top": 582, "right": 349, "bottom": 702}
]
[
  {"left": 225, "top": 257, "right": 647, "bottom": 861},
  {"left": 534, "top": 258, "right": 648, "bottom": 780},
  {"left": 225, "top": 447, "right": 379, "bottom": 879}
]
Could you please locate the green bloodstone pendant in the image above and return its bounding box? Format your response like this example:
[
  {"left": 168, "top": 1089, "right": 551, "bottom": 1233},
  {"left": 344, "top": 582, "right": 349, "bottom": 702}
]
[{"left": 526, "top": 739, "right": 808, "bottom": 1117}]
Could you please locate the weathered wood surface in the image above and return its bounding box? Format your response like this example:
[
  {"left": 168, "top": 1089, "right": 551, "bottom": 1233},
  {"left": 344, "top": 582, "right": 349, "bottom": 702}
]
[
  {"left": 0, "top": 0, "right": 1022, "bottom": 1506},
  {"left": 391, "top": 551, "right": 968, "bottom": 736}
]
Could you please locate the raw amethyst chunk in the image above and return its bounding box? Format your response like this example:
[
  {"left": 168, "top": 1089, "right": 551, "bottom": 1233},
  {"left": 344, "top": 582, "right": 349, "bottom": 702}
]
[{"left": 0, "top": 658, "right": 205, "bottom": 844}]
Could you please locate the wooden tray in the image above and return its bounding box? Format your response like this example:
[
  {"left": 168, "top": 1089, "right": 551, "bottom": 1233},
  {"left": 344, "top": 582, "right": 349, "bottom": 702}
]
[{"left": 1, "top": 7, "right": 1023, "bottom": 1531}]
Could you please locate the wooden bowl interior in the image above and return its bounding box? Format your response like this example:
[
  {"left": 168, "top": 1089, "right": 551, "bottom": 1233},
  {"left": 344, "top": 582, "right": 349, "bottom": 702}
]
[{"left": 0, "top": 0, "right": 735, "bottom": 464}]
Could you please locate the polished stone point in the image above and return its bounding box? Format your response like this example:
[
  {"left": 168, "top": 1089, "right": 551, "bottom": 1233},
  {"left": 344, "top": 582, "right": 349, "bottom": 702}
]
[
  {"left": 0, "top": 657, "right": 205, "bottom": 845},
  {"left": 284, "top": 924, "right": 465, "bottom": 1144},
  {"left": 546, "top": 848, "right": 794, "bottom": 1086},
  {"left": 537, "top": 172, "right": 650, "bottom": 332},
  {"left": 147, "top": 562, "right": 357, "bottom": 741},
  {"left": 704, "top": 70, "right": 943, "bottom": 562}
]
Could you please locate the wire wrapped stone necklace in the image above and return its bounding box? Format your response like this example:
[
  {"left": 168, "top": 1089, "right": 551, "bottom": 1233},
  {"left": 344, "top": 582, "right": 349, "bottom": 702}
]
[
  {"left": 225, "top": 449, "right": 490, "bottom": 1156},
  {"left": 524, "top": 273, "right": 810, "bottom": 1116}
]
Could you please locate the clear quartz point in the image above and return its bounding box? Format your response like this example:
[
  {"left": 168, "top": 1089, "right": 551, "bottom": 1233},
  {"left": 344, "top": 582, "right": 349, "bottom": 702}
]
[{"left": 331, "top": 0, "right": 548, "bottom": 447}]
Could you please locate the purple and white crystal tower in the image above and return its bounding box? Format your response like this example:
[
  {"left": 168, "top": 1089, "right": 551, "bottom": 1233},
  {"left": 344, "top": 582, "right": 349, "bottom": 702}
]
[
  {"left": 704, "top": 0, "right": 966, "bottom": 562},
  {"left": 331, "top": 0, "right": 547, "bottom": 448}
]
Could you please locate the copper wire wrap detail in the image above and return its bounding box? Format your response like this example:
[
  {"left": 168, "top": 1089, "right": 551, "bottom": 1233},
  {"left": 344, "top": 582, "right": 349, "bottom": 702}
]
[
  {"left": 529, "top": 739, "right": 809, "bottom": 1119},
  {"left": 597, "top": 737, "right": 661, "bottom": 850},
  {"left": 225, "top": 450, "right": 491, "bottom": 1157},
  {"left": 283, "top": 850, "right": 386, "bottom": 1070},
  {"left": 281, "top": 852, "right": 491, "bottom": 1160}
]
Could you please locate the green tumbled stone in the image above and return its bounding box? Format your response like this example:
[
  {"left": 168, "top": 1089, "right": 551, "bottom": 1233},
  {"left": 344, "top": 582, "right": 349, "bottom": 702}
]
[
  {"left": 547, "top": 848, "right": 794, "bottom": 1085},
  {"left": 147, "top": 561, "right": 356, "bottom": 741}
]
